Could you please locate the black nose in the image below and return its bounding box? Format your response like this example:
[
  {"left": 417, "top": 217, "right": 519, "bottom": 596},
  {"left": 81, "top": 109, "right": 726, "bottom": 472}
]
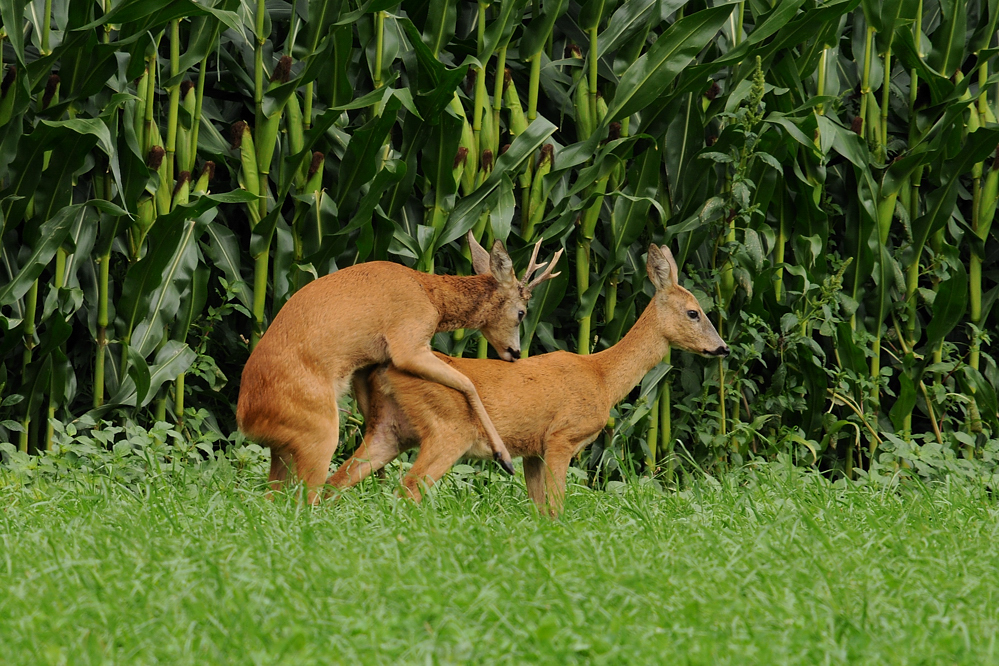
[
  {"left": 714, "top": 345, "right": 730, "bottom": 357},
  {"left": 506, "top": 347, "right": 519, "bottom": 360}
]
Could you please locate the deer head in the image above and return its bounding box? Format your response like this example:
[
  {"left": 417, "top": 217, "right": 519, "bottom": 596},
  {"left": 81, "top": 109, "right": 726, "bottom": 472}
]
[
  {"left": 647, "top": 244, "right": 729, "bottom": 357},
  {"left": 468, "top": 232, "right": 563, "bottom": 361}
]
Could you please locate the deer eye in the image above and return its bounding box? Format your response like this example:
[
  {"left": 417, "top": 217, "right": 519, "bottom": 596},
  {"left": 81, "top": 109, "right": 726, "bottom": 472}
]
[
  {"left": 686, "top": 310, "right": 699, "bottom": 320},
  {"left": 517, "top": 309, "right": 526, "bottom": 322}
]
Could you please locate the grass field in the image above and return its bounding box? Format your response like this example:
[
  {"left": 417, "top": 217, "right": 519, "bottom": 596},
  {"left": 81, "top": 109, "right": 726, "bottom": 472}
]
[{"left": 2, "top": 453, "right": 999, "bottom": 665}]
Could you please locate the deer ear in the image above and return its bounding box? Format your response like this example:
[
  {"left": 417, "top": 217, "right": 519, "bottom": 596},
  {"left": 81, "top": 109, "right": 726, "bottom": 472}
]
[
  {"left": 468, "top": 231, "right": 491, "bottom": 275},
  {"left": 659, "top": 244, "right": 680, "bottom": 280},
  {"left": 647, "top": 244, "right": 674, "bottom": 291},
  {"left": 489, "top": 240, "right": 517, "bottom": 286}
]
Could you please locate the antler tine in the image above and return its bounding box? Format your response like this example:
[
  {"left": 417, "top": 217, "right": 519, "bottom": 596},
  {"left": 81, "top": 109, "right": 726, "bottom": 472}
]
[
  {"left": 518, "top": 240, "right": 546, "bottom": 288},
  {"left": 524, "top": 247, "right": 564, "bottom": 292}
]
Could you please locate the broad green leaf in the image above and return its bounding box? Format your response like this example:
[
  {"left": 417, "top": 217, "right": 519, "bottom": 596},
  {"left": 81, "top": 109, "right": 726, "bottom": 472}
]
[
  {"left": 422, "top": 0, "right": 458, "bottom": 56},
  {"left": 604, "top": 4, "right": 734, "bottom": 124},
  {"left": 399, "top": 18, "right": 470, "bottom": 122},
  {"left": 92, "top": 341, "right": 196, "bottom": 415},
  {"left": 334, "top": 0, "right": 403, "bottom": 25},
  {"left": 174, "top": 264, "right": 210, "bottom": 344},
  {"left": 639, "top": 362, "right": 673, "bottom": 403},
  {"left": 204, "top": 222, "right": 253, "bottom": 311},
  {"left": 578, "top": 0, "right": 609, "bottom": 31},
  {"left": 126, "top": 346, "right": 152, "bottom": 409},
  {"left": 597, "top": 0, "right": 685, "bottom": 59},
  {"left": 337, "top": 159, "right": 407, "bottom": 242},
  {"left": 888, "top": 370, "right": 917, "bottom": 432},
  {"left": 335, "top": 97, "right": 402, "bottom": 215},
  {"left": 520, "top": 0, "right": 567, "bottom": 58},
  {"left": 1, "top": 120, "right": 99, "bottom": 226},
  {"left": 328, "top": 25, "right": 355, "bottom": 107},
  {"left": 878, "top": 0, "right": 907, "bottom": 49},
  {"left": 927, "top": 0, "right": 967, "bottom": 77},
  {"left": 923, "top": 259, "right": 968, "bottom": 355},
  {"left": 423, "top": 112, "right": 463, "bottom": 215},
  {"left": 610, "top": 143, "right": 660, "bottom": 264},
  {"left": 131, "top": 219, "right": 202, "bottom": 358},
  {"left": 664, "top": 93, "right": 704, "bottom": 202},
  {"left": 480, "top": 0, "right": 529, "bottom": 62},
  {"left": 490, "top": 176, "right": 516, "bottom": 242},
  {"left": 0, "top": 0, "right": 26, "bottom": 65},
  {"left": 962, "top": 366, "right": 999, "bottom": 432},
  {"left": 970, "top": 0, "right": 999, "bottom": 53},
  {"left": 521, "top": 264, "right": 569, "bottom": 354},
  {"left": 307, "top": 0, "right": 346, "bottom": 53},
  {"left": 440, "top": 116, "right": 557, "bottom": 247},
  {"left": 144, "top": 342, "right": 197, "bottom": 408},
  {"left": 911, "top": 129, "right": 999, "bottom": 259},
  {"left": 0, "top": 204, "right": 84, "bottom": 306}
]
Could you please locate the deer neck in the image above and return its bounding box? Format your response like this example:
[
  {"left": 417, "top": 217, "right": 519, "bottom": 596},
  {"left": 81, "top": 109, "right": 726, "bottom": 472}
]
[
  {"left": 591, "top": 304, "right": 668, "bottom": 406},
  {"left": 417, "top": 273, "right": 498, "bottom": 331}
]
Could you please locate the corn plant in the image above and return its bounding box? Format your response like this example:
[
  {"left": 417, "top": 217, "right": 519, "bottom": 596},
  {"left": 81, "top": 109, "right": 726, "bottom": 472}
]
[{"left": 1, "top": 0, "right": 998, "bottom": 482}]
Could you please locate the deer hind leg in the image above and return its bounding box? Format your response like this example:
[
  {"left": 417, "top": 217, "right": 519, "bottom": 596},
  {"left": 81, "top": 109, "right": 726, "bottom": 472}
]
[
  {"left": 326, "top": 423, "right": 402, "bottom": 494},
  {"left": 387, "top": 345, "right": 514, "bottom": 474},
  {"left": 351, "top": 365, "right": 376, "bottom": 419},
  {"left": 283, "top": 410, "right": 341, "bottom": 505},
  {"left": 400, "top": 434, "right": 468, "bottom": 503},
  {"left": 523, "top": 456, "right": 547, "bottom": 513},
  {"left": 267, "top": 448, "right": 295, "bottom": 498}
]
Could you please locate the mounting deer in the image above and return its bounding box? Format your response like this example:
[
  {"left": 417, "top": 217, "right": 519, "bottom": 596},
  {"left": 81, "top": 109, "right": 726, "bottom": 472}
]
[
  {"left": 237, "top": 232, "right": 562, "bottom": 502},
  {"left": 328, "top": 244, "right": 729, "bottom": 515}
]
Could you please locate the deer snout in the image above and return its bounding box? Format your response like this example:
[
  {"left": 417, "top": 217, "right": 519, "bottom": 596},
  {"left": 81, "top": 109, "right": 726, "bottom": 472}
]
[
  {"left": 709, "top": 345, "right": 730, "bottom": 357},
  {"left": 502, "top": 347, "right": 520, "bottom": 361}
]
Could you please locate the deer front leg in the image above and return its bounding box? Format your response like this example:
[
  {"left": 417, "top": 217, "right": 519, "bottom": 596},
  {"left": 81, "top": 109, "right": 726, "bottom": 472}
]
[
  {"left": 541, "top": 448, "right": 574, "bottom": 518},
  {"left": 387, "top": 346, "right": 514, "bottom": 475}
]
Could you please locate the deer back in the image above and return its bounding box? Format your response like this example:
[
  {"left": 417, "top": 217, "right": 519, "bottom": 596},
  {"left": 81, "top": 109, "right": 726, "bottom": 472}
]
[{"left": 378, "top": 350, "right": 608, "bottom": 460}]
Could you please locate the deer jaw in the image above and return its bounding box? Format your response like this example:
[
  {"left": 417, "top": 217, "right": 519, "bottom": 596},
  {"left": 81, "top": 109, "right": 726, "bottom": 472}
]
[
  {"left": 478, "top": 294, "right": 526, "bottom": 361},
  {"left": 652, "top": 286, "right": 729, "bottom": 357}
]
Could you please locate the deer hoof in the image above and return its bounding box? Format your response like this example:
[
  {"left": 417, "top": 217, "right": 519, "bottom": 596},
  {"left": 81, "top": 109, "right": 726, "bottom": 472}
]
[{"left": 494, "top": 452, "right": 515, "bottom": 476}]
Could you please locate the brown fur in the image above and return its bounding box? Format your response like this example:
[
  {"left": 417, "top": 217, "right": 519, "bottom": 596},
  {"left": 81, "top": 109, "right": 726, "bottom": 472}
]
[
  {"left": 329, "top": 245, "right": 729, "bottom": 515},
  {"left": 237, "top": 234, "right": 560, "bottom": 503}
]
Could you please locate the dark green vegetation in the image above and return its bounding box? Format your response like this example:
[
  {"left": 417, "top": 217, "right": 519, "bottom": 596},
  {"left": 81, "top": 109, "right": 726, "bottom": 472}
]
[
  {"left": 2, "top": 0, "right": 999, "bottom": 480},
  {"left": 2, "top": 440, "right": 999, "bottom": 664}
]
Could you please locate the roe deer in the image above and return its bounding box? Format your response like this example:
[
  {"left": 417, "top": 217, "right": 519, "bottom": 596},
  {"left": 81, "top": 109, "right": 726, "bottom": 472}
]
[
  {"left": 328, "top": 244, "right": 728, "bottom": 515},
  {"left": 237, "top": 232, "right": 562, "bottom": 502}
]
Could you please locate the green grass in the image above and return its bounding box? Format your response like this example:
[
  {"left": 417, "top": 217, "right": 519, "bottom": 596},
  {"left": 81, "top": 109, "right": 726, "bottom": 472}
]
[{"left": 2, "top": 455, "right": 999, "bottom": 664}]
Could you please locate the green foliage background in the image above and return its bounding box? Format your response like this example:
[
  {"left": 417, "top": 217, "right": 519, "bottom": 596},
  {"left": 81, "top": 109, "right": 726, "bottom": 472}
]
[{"left": 2, "top": 0, "right": 999, "bottom": 480}]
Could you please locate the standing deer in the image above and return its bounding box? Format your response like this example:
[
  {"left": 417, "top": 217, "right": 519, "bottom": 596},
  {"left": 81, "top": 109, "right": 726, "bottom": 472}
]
[
  {"left": 328, "top": 244, "right": 729, "bottom": 515},
  {"left": 237, "top": 232, "right": 562, "bottom": 502}
]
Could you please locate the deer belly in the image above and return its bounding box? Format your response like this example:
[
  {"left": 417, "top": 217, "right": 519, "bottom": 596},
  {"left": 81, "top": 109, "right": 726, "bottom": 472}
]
[{"left": 465, "top": 438, "right": 494, "bottom": 459}]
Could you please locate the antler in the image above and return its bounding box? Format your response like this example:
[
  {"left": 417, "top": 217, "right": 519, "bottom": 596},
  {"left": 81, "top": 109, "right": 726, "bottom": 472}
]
[{"left": 519, "top": 240, "right": 564, "bottom": 296}]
